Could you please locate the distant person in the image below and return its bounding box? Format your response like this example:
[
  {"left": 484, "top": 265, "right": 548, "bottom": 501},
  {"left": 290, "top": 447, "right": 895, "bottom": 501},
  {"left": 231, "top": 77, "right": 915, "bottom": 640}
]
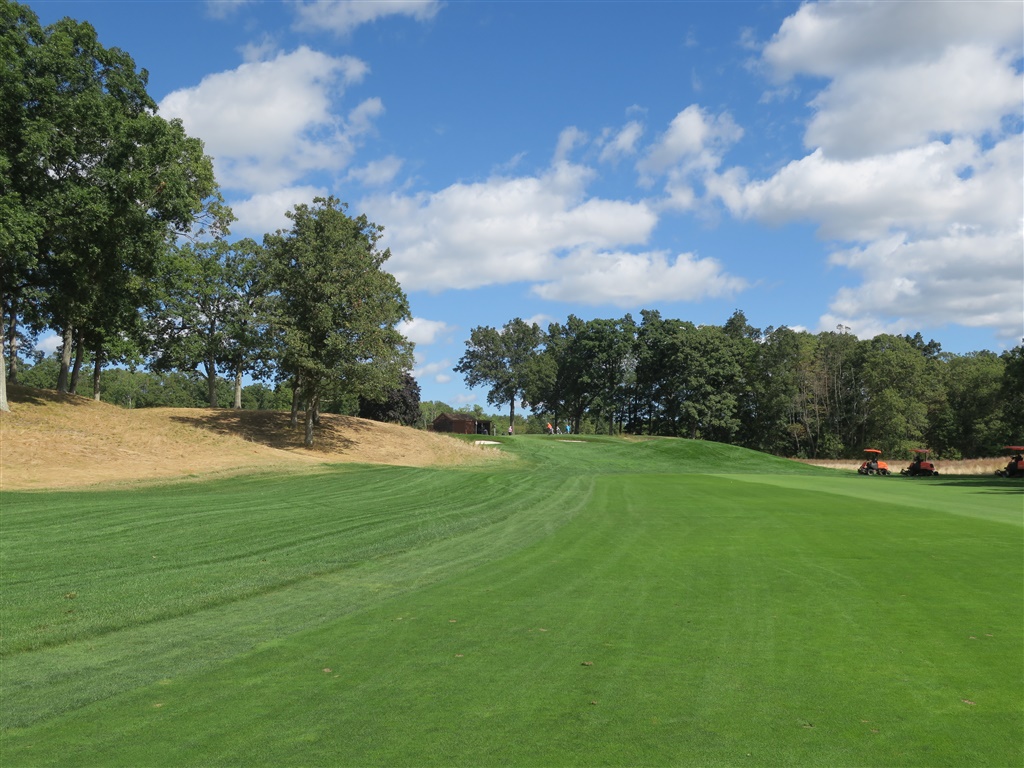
[
  {"left": 546, "top": 422, "right": 553, "bottom": 435},
  {"left": 508, "top": 425, "right": 513, "bottom": 436}
]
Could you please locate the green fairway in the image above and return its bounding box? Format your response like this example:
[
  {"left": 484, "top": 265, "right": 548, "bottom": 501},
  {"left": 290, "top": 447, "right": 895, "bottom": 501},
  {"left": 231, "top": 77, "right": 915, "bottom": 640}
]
[{"left": 2, "top": 437, "right": 1021, "bottom": 766}]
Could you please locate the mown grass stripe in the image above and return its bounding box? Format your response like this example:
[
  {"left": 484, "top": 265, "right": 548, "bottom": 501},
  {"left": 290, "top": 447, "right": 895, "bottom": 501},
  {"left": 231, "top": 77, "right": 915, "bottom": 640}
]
[
  {"left": 1, "top": 438, "right": 1020, "bottom": 767},
  {"left": 0, "top": 467, "right": 592, "bottom": 730},
  {"left": 3, "top": 470, "right": 1019, "bottom": 766}
]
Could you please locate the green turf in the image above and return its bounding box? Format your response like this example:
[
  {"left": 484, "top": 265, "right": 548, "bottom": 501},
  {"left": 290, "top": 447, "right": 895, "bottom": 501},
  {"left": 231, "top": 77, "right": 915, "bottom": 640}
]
[{"left": 2, "top": 437, "right": 1021, "bottom": 766}]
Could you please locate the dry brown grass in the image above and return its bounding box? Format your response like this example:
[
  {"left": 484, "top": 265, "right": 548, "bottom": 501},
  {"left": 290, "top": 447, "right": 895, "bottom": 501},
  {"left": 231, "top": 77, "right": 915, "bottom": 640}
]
[
  {"left": 793, "top": 457, "right": 1009, "bottom": 475},
  {"left": 0, "top": 385, "right": 508, "bottom": 491}
]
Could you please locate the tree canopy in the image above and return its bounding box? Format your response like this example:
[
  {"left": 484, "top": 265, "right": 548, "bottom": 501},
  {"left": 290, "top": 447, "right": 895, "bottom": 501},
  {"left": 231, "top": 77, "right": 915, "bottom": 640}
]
[
  {"left": 0, "top": 1, "right": 227, "bottom": 409},
  {"left": 455, "top": 318, "right": 545, "bottom": 429},
  {"left": 2, "top": 4, "right": 417, "bottom": 429},
  {"left": 456, "top": 309, "right": 1023, "bottom": 459},
  {"left": 359, "top": 372, "right": 422, "bottom": 427},
  {"left": 263, "top": 197, "right": 413, "bottom": 446}
]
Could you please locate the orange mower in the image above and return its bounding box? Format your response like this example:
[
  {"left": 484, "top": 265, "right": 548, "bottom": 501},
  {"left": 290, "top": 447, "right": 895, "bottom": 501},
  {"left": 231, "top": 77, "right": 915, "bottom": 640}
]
[
  {"left": 901, "top": 449, "right": 939, "bottom": 477},
  {"left": 995, "top": 446, "right": 1024, "bottom": 478},
  {"left": 857, "top": 448, "right": 891, "bottom": 476}
]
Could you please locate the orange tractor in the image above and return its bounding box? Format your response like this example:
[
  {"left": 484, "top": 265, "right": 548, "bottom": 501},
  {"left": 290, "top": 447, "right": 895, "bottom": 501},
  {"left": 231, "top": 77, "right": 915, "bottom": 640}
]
[
  {"left": 857, "top": 448, "right": 891, "bottom": 475},
  {"left": 995, "top": 446, "right": 1024, "bottom": 478},
  {"left": 901, "top": 449, "right": 939, "bottom": 477}
]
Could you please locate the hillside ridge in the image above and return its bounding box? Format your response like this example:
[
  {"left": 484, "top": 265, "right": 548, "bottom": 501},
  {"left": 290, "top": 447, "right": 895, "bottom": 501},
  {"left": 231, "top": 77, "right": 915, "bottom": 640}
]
[{"left": 0, "top": 385, "right": 502, "bottom": 491}]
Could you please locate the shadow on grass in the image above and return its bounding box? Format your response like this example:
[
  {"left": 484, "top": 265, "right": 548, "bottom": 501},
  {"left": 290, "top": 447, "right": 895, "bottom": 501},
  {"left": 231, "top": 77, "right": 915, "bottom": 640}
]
[
  {"left": 921, "top": 475, "right": 1024, "bottom": 495},
  {"left": 169, "top": 410, "right": 364, "bottom": 455},
  {"left": 6, "top": 384, "right": 95, "bottom": 407}
]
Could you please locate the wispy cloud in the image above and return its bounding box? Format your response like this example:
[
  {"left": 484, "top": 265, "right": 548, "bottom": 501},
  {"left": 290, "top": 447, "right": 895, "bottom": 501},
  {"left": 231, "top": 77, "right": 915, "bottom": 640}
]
[{"left": 293, "top": 0, "right": 443, "bottom": 37}]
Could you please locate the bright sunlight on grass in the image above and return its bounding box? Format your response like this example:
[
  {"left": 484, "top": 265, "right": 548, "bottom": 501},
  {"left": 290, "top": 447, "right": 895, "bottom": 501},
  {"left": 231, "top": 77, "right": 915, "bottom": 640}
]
[{"left": 2, "top": 436, "right": 1021, "bottom": 766}]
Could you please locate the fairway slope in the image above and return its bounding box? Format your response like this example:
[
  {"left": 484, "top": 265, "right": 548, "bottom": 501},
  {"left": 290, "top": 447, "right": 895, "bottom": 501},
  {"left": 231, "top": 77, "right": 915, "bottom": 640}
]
[
  {"left": 490, "top": 432, "right": 830, "bottom": 476},
  {"left": 3, "top": 454, "right": 1020, "bottom": 766},
  {"left": 2, "top": 415, "right": 1021, "bottom": 766},
  {"left": 0, "top": 385, "right": 504, "bottom": 490}
]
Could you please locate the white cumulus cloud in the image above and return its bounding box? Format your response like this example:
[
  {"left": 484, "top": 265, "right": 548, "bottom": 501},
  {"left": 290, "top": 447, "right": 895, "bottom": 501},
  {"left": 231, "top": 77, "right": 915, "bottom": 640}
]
[
  {"left": 532, "top": 249, "right": 747, "bottom": 307},
  {"left": 804, "top": 45, "right": 1023, "bottom": 159},
  {"left": 361, "top": 161, "right": 659, "bottom": 292},
  {"left": 711, "top": 137, "right": 1020, "bottom": 242},
  {"left": 229, "top": 186, "right": 328, "bottom": 238},
  {"left": 637, "top": 105, "right": 742, "bottom": 183},
  {"left": 634, "top": 105, "right": 743, "bottom": 213},
  {"left": 761, "top": 0, "right": 1023, "bottom": 160},
  {"left": 716, "top": 0, "right": 1024, "bottom": 343},
  {"left": 820, "top": 229, "right": 1024, "bottom": 341},
  {"left": 159, "top": 47, "right": 379, "bottom": 195},
  {"left": 762, "top": 0, "right": 1022, "bottom": 82},
  {"left": 397, "top": 318, "right": 454, "bottom": 345}
]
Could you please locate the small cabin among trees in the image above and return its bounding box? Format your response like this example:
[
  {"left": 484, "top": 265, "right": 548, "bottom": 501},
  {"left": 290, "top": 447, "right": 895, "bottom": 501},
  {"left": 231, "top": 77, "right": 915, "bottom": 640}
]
[{"left": 432, "top": 413, "right": 493, "bottom": 435}]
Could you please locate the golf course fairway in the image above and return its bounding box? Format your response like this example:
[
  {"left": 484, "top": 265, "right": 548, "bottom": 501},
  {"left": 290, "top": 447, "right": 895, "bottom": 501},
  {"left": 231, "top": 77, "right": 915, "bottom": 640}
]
[{"left": 2, "top": 435, "right": 1021, "bottom": 766}]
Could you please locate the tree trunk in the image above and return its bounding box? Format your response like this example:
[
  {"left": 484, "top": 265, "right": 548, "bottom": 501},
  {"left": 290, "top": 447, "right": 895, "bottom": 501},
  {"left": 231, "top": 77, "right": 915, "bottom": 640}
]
[
  {"left": 205, "top": 357, "right": 217, "bottom": 408},
  {"left": 6, "top": 307, "right": 17, "bottom": 384},
  {"left": 304, "top": 391, "right": 319, "bottom": 446},
  {"left": 57, "top": 325, "right": 74, "bottom": 393},
  {"left": 233, "top": 364, "right": 243, "bottom": 409},
  {"left": 508, "top": 399, "right": 515, "bottom": 433},
  {"left": 0, "top": 313, "right": 9, "bottom": 413},
  {"left": 69, "top": 328, "right": 85, "bottom": 394},
  {"left": 573, "top": 405, "right": 585, "bottom": 437},
  {"left": 290, "top": 376, "right": 300, "bottom": 427},
  {"left": 92, "top": 349, "right": 103, "bottom": 401}
]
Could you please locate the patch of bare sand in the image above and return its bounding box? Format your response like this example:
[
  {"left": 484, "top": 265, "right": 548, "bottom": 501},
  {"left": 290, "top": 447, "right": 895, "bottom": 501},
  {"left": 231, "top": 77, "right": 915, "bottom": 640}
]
[{"left": 0, "top": 385, "right": 508, "bottom": 491}]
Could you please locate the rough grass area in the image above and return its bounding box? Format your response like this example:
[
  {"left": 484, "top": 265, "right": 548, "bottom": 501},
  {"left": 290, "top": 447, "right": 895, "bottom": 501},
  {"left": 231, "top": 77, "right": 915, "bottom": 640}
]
[
  {"left": 1, "top": 394, "right": 1021, "bottom": 767},
  {"left": 0, "top": 385, "right": 505, "bottom": 490}
]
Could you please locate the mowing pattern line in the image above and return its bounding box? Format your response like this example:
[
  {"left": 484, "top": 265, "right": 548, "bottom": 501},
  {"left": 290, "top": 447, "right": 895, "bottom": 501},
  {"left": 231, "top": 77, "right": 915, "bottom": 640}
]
[{"left": 2, "top": 438, "right": 1020, "bottom": 767}]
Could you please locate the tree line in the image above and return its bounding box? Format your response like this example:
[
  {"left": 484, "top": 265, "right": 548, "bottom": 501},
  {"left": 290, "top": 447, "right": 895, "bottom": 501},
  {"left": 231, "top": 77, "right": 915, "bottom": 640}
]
[
  {"left": 457, "top": 312, "right": 1024, "bottom": 460},
  {"left": 6, "top": 2, "right": 1019, "bottom": 459},
  {"left": 15, "top": 352, "right": 424, "bottom": 427},
  {"left": 1, "top": 2, "right": 413, "bottom": 444}
]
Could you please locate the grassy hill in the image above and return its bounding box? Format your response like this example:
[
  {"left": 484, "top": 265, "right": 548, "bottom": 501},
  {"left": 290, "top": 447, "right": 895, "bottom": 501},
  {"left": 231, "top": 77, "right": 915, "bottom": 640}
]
[
  {"left": 483, "top": 432, "right": 831, "bottom": 475},
  {"left": 0, "top": 384, "right": 504, "bottom": 490},
  {"left": 2, "top": 389, "right": 1021, "bottom": 766}
]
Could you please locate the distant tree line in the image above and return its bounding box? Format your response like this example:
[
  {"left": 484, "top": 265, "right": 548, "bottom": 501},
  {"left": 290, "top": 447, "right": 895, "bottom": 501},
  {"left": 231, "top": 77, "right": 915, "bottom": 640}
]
[
  {"left": 14, "top": 352, "right": 291, "bottom": 411},
  {"left": 1, "top": 2, "right": 414, "bottom": 443},
  {"left": 457, "top": 312, "right": 1024, "bottom": 460}
]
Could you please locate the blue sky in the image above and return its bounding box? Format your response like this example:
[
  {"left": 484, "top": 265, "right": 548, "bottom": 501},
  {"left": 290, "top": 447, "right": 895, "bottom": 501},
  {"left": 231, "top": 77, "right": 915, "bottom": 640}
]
[{"left": 30, "top": 0, "right": 1024, "bottom": 408}]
